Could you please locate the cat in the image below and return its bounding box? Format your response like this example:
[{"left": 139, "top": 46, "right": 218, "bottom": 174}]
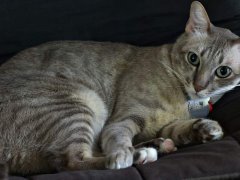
[{"left": 0, "top": 1, "right": 239, "bottom": 176}]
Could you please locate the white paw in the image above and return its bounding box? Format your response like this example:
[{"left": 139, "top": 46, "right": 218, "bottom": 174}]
[
  {"left": 105, "top": 147, "right": 134, "bottom": 169},
  {"left": 134, "top": 147, "right": 158, "bottom": 165}
]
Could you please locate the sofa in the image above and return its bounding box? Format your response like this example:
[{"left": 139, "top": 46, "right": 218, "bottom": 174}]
[{"left": 1, "top": 0, "right": 240, "bottom": 179}]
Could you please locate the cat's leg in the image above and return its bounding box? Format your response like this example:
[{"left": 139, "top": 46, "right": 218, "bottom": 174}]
[
  {"left": 101, "top": 117, "right": 177, "bottom": 169},
  {"left": 101, "top": 117, "right": 143, "bottom": 169},
  {"left": 134, "top": 137, "right": 177, "bottom": 153},
  {"left": 46, "top": 89, "right": 108, "bottom": 171},
  {"left": 45, "top": 110, "right": 97, "bottom": 171},
  {"left": 159, "top": 118, "right": 224, "bottom": 146}
]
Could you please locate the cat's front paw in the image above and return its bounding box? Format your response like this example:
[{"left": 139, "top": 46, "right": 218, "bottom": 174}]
[
  {"left": 192, "top": 119, "right": 224, "bottom": 143},
  {"left": 134, "top": 147, "right": 157, "bottom": 165},
  {"left": 105, "top": 147, "right": 134, "bottom": 169},
  {"left": 133, "top": 138, "right": 177, "bottom": 165}
]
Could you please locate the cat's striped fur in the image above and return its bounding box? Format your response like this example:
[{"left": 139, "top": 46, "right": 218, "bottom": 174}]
[{"left": 0, "top": 1, "right": 239, "bottom": 175}]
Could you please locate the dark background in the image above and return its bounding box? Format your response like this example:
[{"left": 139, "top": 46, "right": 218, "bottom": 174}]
[{"left": 1, "top": 0, "right": 240, "bottom": 64}]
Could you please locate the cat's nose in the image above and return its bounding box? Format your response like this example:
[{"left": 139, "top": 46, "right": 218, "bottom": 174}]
[{"left": 194, "top": 83, "right": 205, "bottom": 93}]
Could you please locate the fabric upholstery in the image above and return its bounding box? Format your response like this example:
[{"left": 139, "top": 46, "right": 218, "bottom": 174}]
[{"left": 1, "top": 0, "right": 240, "bottom": 58}]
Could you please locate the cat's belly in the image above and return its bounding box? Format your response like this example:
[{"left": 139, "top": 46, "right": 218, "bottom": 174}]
[
  {"left": 0, "top": 72, "right": 109, "bottom": 174},
  {"left": 134, "top": 103, "right": 190, "bottom": 143}
]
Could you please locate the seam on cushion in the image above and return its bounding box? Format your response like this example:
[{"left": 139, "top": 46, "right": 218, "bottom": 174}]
[
  {"left": 231, "top": 133, "right": 240, "bottom": 144},
  {"left": 133, "top": 165, "right": 147, "bottom": 180},
  {"left": 184, "top": 136, "right": 240, "bottom": 180},
  {"left": 184, "top": 172, "right": 240, "bottom": 180}
]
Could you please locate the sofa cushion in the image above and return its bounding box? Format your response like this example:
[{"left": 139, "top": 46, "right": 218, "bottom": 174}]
[
  {"left": 209, "top": 86, "right": 240, "bottom": 135},
  {"left": 9, "top": 136, "right": 240, "bottom": 180},
  {"left": 136, "top": 136, "right": 240, "bottom": 180},
  {"left": 27, "top": 168, "right": 142, "bottom": 180},
  {"left": 0, "top": 54, "right": 13, "bottom": 65},
  {"left": 1, "top": 0, "right": 240, "bottom": 58}
]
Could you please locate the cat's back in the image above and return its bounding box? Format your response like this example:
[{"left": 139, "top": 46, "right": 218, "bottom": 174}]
[
  {"left": 0, "top": 41, "right": 137, "bottom": 107},
  {"left": 0, "top": 40, "right": 136, "bottom": 74},
  {"left": 0, "top": 41, "right": 140, "bottom": 125}
]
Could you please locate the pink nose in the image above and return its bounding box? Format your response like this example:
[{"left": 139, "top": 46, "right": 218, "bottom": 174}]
[{"left": 194, "top": 84, "right": 205, "bottom": 93}]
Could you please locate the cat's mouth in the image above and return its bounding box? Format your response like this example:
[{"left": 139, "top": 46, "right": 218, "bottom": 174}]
[{"left": 186, "top": 87, "right": 208, "bottom": 99}]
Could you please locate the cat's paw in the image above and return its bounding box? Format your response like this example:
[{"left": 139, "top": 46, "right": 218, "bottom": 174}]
[
  {"left": 157, "top": 138, "right": 177, "bottom": 153},
  {"left": 105, "top": 147, "right": 134, "bottom": 169},
  {"left": 192, "top": 119, "right": 224, "bottom": 143},
  {"left": 133, "top": 138, "right": 177, "bottom": 165},
  {"left": 134, "top": 147, "right": 157, "bottom": 165}
]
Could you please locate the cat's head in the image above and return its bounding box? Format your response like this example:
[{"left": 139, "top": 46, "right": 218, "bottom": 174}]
[{"left": 172, "top": 1, "right": 240, "bottom": 99}]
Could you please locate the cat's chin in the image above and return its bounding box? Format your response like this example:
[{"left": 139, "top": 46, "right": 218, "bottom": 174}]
[{"left": 186, "top": 88, "right": 209, "bottom": 100}]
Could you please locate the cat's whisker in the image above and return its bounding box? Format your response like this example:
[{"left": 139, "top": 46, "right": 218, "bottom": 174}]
[{"left": 206, "top": 87, "right": 238, "bottom": 96}]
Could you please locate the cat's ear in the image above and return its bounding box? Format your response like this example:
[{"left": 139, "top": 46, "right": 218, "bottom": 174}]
[
  {"left": 231, "top": 39, "right": 240, "bottom": 45},
  {"left": 185, "top": 1, "right": 211, "bottom": 34},
  {"left": 231, "top": 39, "right": 240, "bottom": 51}
]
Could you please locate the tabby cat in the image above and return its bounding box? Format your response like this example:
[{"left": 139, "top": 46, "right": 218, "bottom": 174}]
[{"left": 0, "top": 1, "right": 239, "bottom": 176}]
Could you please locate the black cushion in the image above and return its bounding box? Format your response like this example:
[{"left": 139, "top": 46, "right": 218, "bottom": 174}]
[
  {"left": 9, "top": 136, "right": 240, "bottom": 180},
  {"left": 1, "top": 0, "right": 240, "bottom": 60},
  {"left": 209, "top": 86, "right": 240, "bottom": 136}
]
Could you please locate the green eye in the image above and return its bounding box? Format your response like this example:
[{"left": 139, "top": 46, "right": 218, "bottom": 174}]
[
  {"left": 188, "top": 52, "right": 200, "bottom": 66},
  {"left": 215, "top": 66, "right": 232, "bottom": 78}
]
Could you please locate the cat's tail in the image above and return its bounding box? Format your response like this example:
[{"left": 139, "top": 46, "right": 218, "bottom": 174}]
[
  {"left": 1, "top": 160, "right": 102, "bottom": 180},
  {"left": 66, "top": 157, "right": 107, "bottom": 171}
]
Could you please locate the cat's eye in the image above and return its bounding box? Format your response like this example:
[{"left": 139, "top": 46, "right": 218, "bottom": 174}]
[
  {"left": 187, "top": 52, "right": 200, "bottom": 66},
  {"left": 215, "top": 66, "right": 232, "bottom": 78}
]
